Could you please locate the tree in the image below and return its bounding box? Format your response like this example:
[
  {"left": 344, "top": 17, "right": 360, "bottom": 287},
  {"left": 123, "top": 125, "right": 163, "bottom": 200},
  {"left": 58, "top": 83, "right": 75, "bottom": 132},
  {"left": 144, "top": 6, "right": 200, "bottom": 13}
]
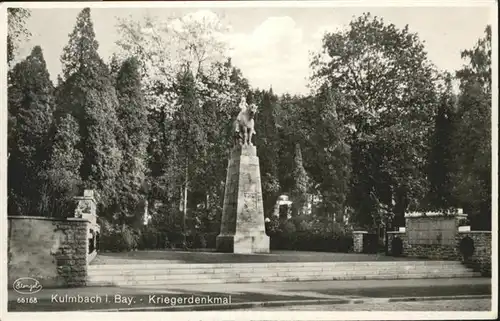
[
  {"left": 311, "top": 13, "right": 438, "bottom": 229},
  {"left": 58, "top": 8, "right": 122, "bottom": 213},
  {"left": 8, "top": 46, "right": 54, "bottom": 216},
  {"left": 453, "top": 26, "right": 492, "bottom": 230},
  {"left": 308, "top": 86, "right": 351, "bottom": 224},
  {"left": 7, "top": 8, "right": 31, "bottom": 67},
  {"left": 113, "top": 57, "right": 149, "bottom": 225},
  {"left": 254, "top": 89, "right": 281, "bottom": 216},
  {"left": 291, "top": 142, "right": 309, "bottom": 216},
  {"left": 116, "top": 10, "right": 229, "bottom": 113},
  {"left": 60, "top": 8, "right": 100, "bottom": 79},
  {"left": 426, "top": 72, "right": 456, "bottom": 210},
  {"left": 41, "top": 114, "right": 83, "bottom": 218},
  {"left": 161, "top": 67, "right": 203, "bottom": 240}
]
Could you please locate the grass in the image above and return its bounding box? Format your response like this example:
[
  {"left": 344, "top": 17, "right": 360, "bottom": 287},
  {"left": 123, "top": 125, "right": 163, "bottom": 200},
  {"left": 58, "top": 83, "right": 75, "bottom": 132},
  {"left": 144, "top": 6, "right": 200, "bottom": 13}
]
[{"left": 91, "top": 249, "right": 425, "bottom": 265}]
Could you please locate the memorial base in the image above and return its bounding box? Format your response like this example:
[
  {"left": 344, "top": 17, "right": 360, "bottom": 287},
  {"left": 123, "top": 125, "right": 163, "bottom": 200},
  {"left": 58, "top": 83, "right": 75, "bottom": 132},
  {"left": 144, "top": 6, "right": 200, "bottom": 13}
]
[
  {"left": 216, "top": 145, "right": 270, "bottom": 254},
  {"left": 216, "top": 233, "right": 270, "bottom": 254}
]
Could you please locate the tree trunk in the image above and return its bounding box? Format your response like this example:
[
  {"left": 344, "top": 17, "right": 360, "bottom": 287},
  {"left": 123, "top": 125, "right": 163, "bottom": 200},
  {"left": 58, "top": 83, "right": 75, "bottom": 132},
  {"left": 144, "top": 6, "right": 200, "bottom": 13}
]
[{"left": 183, "top": 160, "right": 188, "bottom": 243}]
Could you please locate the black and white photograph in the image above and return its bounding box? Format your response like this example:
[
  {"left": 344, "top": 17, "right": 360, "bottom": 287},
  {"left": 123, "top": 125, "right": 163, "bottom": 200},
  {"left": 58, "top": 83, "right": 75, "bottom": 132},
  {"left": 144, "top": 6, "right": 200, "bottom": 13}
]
[{"left": 1, "top": 1, "right": 497, "bottom": 319}]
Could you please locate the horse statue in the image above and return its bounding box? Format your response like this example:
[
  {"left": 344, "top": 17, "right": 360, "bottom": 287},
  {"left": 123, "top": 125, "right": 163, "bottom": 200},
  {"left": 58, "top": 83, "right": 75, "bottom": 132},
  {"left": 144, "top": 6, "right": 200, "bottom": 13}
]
[{"left": 234, "top": 96, "right": 257, "bottom": 146}]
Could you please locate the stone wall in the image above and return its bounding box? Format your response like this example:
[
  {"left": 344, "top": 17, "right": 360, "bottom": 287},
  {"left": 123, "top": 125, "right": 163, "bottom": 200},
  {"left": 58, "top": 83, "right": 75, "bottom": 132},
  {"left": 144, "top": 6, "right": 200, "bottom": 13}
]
[
  {"left": 403, "top": 243, "right": 460, "bottom": 260},
  {"left": 387, "top": 214, "right": 491, "bottom": 276},
  {"left": 390, "top": 212, "right": 464, "bottom": 260},
  {"left": 457, "top": 231, "right": 491, "bottom": 276},
  {"left": 8, "top": 216, "right": 89, "bottom": 288}
]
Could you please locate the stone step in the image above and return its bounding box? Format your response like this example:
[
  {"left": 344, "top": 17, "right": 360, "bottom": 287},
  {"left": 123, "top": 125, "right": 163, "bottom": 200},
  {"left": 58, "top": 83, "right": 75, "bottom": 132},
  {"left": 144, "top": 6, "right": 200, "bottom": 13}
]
[
  {"left": 89, "top": 261, "right": 463, "bottom": 271},
  {"left": 87, "top": 260, "right": 478, "bottom": 286},
  {"left": 87, "top": 271, "right": 481, "bottom": 286},
  {"left": 87, "top": 264, "right": 469, "bottom": 276},
  {"left": 88, "top": 269, "right": 477, "bottom": 281},
  {"left": 88, "top": 261, "right": 464, "bottom": 270},
  {"left": 88, "top": 269, "right": 471, "bottom": 278}
]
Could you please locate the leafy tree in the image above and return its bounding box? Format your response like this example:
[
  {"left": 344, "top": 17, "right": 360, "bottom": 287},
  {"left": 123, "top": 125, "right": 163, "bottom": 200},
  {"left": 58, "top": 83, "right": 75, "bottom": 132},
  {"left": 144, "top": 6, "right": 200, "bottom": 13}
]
[
  {"left": 113, "top": 57, "right": 149, "bottom": 225},
  {"left": 116, "top": 12, "right": 239, "bottom": 234},
  {"left": 7, "top": 8, "right": 31, "bottom": 67},
  {"left": 8, "top": 46, "right": 54, "bottom": 216},
  {"left": 311, "top": 13, "right": 437, "bottom": 229},
  {"left": 172, "top": 67, "right": 205, "bottom": 238},
  {"left": 58, "top": 8, "right": 122, "bottom": 213},
  {"left": 116, "top": 11, "right": 229, "bottom": 113},
  {"left": 453, "top": 26, "right": 491, "bottom": 230}
]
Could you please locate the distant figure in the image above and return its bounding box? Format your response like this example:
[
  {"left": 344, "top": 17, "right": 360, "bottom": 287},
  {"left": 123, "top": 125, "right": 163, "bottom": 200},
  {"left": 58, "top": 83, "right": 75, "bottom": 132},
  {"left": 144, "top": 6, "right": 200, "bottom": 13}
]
[{"left": 234, "top": 96, "right": 257, "bottom": 146}]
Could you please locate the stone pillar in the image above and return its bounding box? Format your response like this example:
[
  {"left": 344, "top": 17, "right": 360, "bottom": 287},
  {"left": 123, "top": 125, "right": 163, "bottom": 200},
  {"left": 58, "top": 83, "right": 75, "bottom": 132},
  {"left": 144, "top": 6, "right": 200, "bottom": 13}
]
[
  {"left": 353, "top": 231, "right": 368, "bottom": 253},
  {"left": 74, "top": 190, "right": 98, "bottom": 224},
  {"left": 217, "top": 145, "right": 270, "bottom": 253},
  {"left": 74, "top": 189, "right": 100, "bottom": 263}
]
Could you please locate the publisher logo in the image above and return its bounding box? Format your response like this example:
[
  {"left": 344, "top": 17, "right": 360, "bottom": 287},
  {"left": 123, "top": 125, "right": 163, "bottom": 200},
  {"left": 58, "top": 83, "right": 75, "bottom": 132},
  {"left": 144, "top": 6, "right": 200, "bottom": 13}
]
[{"left": 13, "top": 277, "right": 43, "bottom": 295}]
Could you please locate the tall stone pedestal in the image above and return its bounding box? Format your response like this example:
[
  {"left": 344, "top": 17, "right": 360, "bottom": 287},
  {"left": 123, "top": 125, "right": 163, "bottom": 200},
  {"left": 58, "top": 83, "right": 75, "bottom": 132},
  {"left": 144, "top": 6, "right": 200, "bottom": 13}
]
[{"left": 216, "top": 145, "right": 270, "bottom": 254}]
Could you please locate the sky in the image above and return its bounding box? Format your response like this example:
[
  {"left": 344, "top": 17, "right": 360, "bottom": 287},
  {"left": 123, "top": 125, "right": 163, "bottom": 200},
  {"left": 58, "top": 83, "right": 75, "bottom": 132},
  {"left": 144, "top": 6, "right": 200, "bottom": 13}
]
[{"left": 16, "top": 5, "right": 494, "bottom": 95}]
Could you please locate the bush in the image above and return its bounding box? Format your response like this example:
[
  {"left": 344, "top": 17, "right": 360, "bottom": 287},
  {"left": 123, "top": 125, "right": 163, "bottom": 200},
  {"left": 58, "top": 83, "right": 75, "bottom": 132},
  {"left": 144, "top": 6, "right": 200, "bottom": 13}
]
[
  {"left": 137, "top": 226, "right": 170, "bottom": 250},
  {"left": 270, "top": 230, "right": 353, "bottom": 253},
  {"left": 99, "top": 220, "right": 139, "bottom": 252},
  {"left": 459, "top": 236, "right": 475, "bottom": 259},
  {"left": 265, "top": 216, "right": 281, "bottom": 235},
  {"left": 193, "top": 233, "right": 207, "bottom": 249},
  {"left": 391, "top": 237, "right": 403, "bottom": 256}
]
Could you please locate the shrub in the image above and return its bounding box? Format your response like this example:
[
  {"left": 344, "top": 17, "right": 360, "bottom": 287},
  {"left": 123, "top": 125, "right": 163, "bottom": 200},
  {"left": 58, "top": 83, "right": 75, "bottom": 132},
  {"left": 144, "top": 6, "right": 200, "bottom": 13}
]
[
  {"left": 193, "top": 233, "right": 207, "bottom": 249},
  {"left": 270, "top": 230, "right": 353, "bottom": 253},
  {"left": 459, "top": 236, "right": 475, "bottom": 259},
  {"left": 98, "top": 219, "right": 139, "bottom": 252},
  {"left": 265, "top": 216, "right": 281, "bottom": 236},
  {"left": 391, "top": 237, "right": 403, "bottom": 256},
  {"left": 137, "top": 226, "right": 165, "bottom": 250}
]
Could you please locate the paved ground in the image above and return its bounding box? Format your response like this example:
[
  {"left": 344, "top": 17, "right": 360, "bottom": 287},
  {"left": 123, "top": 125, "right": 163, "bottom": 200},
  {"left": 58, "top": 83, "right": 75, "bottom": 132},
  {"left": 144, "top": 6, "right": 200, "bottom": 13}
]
[
  {"left": 8, "top": 278, "right": 491, "bottom": 312},
  {"left": 92, "top": 250, "right": 424, "bottom": 265},
  {"left": 248, "top": 298, "right": 492, "bottom": 311}
]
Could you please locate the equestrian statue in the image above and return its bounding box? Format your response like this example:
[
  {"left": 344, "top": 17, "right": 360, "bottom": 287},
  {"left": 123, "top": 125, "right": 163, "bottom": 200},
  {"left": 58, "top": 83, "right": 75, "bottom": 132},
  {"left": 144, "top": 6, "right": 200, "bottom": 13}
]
[{"left": 234, "top": 96, "right": 258, "bottom": 146}]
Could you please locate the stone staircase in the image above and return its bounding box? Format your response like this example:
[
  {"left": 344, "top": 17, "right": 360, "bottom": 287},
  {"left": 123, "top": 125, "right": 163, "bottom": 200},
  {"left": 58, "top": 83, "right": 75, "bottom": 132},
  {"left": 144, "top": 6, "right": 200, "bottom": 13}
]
[{"left": 87, "top": 260, "right": 481, "bottom": 286}]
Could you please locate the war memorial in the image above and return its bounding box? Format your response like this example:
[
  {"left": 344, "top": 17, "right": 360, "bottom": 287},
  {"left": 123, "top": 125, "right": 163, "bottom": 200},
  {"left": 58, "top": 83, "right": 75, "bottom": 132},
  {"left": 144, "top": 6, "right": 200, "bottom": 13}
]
[
  {"left": 7, "top": 95, "right": 492, "bottom": 312},
  {"left": 4, "top": 3, "right": 495, "bottom": 316}
]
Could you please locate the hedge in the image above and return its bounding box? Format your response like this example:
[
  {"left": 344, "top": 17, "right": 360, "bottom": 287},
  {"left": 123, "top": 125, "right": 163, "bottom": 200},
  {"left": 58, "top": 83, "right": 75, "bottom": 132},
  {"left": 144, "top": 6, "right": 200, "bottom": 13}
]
[{"left": 270, "top": 231, "right": 353, "bottom": 253}]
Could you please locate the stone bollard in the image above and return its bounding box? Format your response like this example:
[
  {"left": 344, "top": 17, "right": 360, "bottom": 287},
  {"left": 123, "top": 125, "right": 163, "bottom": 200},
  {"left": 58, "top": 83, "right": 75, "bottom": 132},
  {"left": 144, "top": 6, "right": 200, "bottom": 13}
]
[{"left": 353, "top": 231, "right": 368, "bottom": 253}]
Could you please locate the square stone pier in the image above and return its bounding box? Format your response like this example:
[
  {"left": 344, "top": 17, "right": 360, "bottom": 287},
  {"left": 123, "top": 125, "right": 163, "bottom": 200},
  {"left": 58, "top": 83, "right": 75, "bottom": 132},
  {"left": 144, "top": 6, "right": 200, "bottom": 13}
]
[{"left": 216, "top": 145, "right": 270, "bottom": 254}]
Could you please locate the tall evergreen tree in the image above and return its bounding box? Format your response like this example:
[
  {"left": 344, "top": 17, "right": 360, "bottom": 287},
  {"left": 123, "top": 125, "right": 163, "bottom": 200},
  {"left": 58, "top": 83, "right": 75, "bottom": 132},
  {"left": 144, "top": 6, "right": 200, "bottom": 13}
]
[
  {"left": 427, "top": 73, "right": 456, "bottom": 210},
  {"left": 113, "top": 57, "right": 149, "bottom": 224},
  {"left": 254, "top": 89, "right": 281, "bottom": 216},
  {"left": 41, "top": 114, "right": 83, "bottom": 218},
  {"left": 60, "top": 8, "right": 100, "bottom": 79},
  {"left": 8, "top": 46, "right": 54, "bottom": 216},
  {"left": 311, "top": 86, "right": 351, "bottom": 224},
  {"left": 291, "top": 142, "right": 310, "bottom": 216},
  {"left": 58, "top": 8, "right": 122, "bottom": 212}
]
